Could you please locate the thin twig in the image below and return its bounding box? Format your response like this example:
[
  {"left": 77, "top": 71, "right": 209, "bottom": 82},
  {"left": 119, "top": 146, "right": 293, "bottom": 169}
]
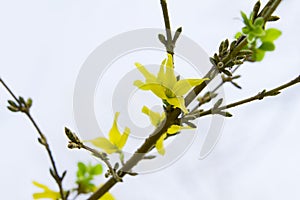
[
  {"left": 160, "top": 0, "right": 173, "bottom": 55},
  {"left": 81, "top": 144, "right": 121, "bottom": 182},
  {"left": 0, "top": 78, "right": 19, "bottom": 102},
  {"left": 0, "top": 78, "right": 67, "bottom": 200},
  {"left": 194, "top": 75, "right": 300, "bottom": 118},
  {"left": 189, "top": 64, "right": 242, "bottom": 112}
]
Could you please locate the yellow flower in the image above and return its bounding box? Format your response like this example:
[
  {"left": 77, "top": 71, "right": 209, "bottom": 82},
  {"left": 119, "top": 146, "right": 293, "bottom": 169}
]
[
  {"left": 87, "top": 112, "right": 130, "bottom": 154},
  {"left": 142, "top": 106, "right": 165, "bottom": 127},
  {"left": 32, "top": 181, "right": 61, "bottom": 200},
  {"left": 134, "top": 54, "right": 208, "bottom": 113},
  {"left": 142, "top": 106, "right": 192, "bottom": 155},
  {"left": 99, "top": 192, "right": 115, "bottom": 200}
]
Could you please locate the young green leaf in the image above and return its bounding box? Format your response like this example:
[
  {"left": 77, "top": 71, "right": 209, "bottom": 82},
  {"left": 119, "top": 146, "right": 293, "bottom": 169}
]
[
  {"left": 254, "top": 49, "right": 266, "bottom": 61},
  {"left": 77, "top": 162, "right": 87, "bottom": 178},
  {"left": 241, "top": 11, "right": 251, "bottom": 27},
  {"left": 259, "top": 42, "right": 275, "bottom": 51},
  {"left": 260, "top": 28, "right": 282, "bottom": 42},
  {"left": 254, "top": 17, "right": 264, "bottom": 27},
  {"left": 90, "top": 164, "right": 103, "bottom": 175}
]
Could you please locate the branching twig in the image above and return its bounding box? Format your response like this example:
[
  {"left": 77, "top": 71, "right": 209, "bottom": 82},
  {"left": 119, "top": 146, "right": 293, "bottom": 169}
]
[
  {"left": 64, "top": 127, "right": 122, "bottom": 182},
  {"left": 185, "top": 0, "right": 282, "bottom": 106},
  {"left": 81, "top": 144, "right": 122, "bottom": 182},
  {"left": 160, "top": 0, "right": 173, "bottom": 55},
  {"left": 0, "top": 78, "right": 67, "bottom": 200},
  {"left": 192, "top": 75, "right": 300, "bottom": 118}
]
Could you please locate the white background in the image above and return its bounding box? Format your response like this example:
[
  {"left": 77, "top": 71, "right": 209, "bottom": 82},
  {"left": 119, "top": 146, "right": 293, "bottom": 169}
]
[{"left": 0, "top": 0, "right": 300, "bottom": 199}]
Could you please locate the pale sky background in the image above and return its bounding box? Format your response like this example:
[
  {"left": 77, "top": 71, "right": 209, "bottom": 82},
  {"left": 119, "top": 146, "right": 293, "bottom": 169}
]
[{"left": 1, "top": 0, "right": 300, "bottom": 200}]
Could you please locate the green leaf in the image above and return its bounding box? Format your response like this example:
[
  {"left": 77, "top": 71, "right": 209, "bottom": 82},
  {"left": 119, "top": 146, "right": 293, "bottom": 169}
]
[
  {"left": 259, "top": 42, "right": 275, "bottom": 51},
  {"left": 241, "top": 11, "right": 251, "bottom": 27},
  {"left": 261, "top": 28, "right": 282, "bottom": 42},
  {"left": 254, "top": 49, "right": 266, "bottom": 61},
  {"left": 90, "top": 164, "right": 103, "bottom": 175},
  {"left": 249, "top": 12, "right": 254, "bottom": 23},
  {"left": 77, "top": 162, "right": 86, "bottom": 178},
  {"left": 235, "top": 32, "right": 243, "bottom": 39},
  {"left": 242, "top": 27, "right": 250, "bottom": 34},
  {"left": 247, "top": 33, "right": 256, "bottom": 43},
  {"left": 254, "top": 17, "right": 264, "bottom": 27},
  {"left": 75, "top": 162, "right": 105, "bottom": 195},
  {"left": 252, "top": 27, "right": 265, "bottom": 36}
]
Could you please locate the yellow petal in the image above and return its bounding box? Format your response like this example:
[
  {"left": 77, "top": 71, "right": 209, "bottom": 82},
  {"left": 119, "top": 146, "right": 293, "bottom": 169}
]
[
  {"left": 108, "top": 112, "right": 122, "bottom": 146},
  {"left": 99, "top": 192, "right": 116, "bottom": 200},
  {"left": 156, "top": 133, "right": 167, "bottom": 155},
  {"left": 165, "top": 67, "right": 177, "bottom": 89},
  {"left": 135, "top": 62, "right": 156, "bottom": 82},
  {"left": 166, "top": 54, "right": 174, "bottom": 68},
  {"left": 116, "top": 127, "right": 130, "bottom": 149},
  {"left": 164, "top": 55, "right": 176, "bottom": 89},
  {"left": 157, "top": 59, "right": 166, "bottom": 83},
  {"left": 32, "top": 181, "right": 51, "bottom": 191},
  {"left": 142, "top": 106, "right": 163, "bottom": 127},
  {"left": 87, "top": 137, "right": 118, "bottom": 154},
  {"left": 166, "top": 96, "right": 188, "bottom": 113},
  {"left": 133, "top": 80, "right": 145, "bottom": 88},
  {"left": 167, "top": 125, "right": 182, "bottom": 134},
  {"left": 173, "top": 78, "right": 209, "bottom": 96},
  {"left": 167, "top": 125, "right": 194, "bottom": 135},
  {"left": 32, "top": 181, "right": 60, "bottom": 200},
  {"left": 137, "top": 83, "right": 167, "bottom": 100},
  {"left": 33, "top": 192, "right": 60, "bottom": 199}
]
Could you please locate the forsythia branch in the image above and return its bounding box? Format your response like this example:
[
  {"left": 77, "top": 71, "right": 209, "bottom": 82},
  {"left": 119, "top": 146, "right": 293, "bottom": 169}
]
[
  {"left": 184, "top": 0, "right": 282, "bottom": 106},
  {"left": 193, "top": 75, "right": 300, "bottom": 118},
  {"left": 0, "top": 78, "right": 67, "bottom": 200},
  {"left": 88, "top": 0, "right": 284, "bottom": 199}
]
